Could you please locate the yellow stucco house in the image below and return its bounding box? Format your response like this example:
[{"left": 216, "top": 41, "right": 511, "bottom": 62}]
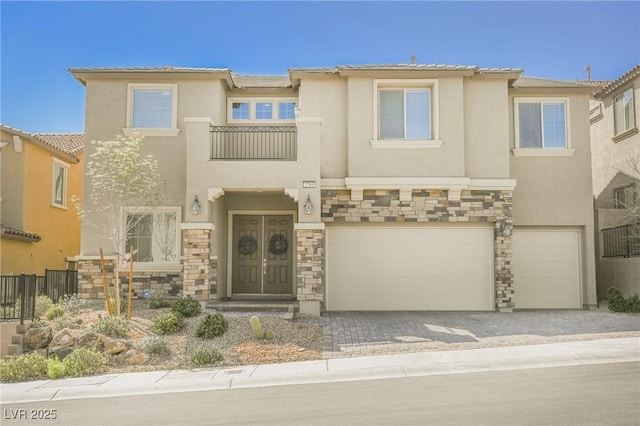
[{"left": 0, "top": 125, "right": 84, "bottom": 275}]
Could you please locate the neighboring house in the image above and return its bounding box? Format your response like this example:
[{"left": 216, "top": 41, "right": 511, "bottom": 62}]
[
  {"left": 0, "top": 125, "right": 84, "bottom": 275},
  {"left": 589, "top": 65, "right": 640, "bottom": 299},
  {"left": 70, "top": 64, "right": 597, "bottom": 315}
]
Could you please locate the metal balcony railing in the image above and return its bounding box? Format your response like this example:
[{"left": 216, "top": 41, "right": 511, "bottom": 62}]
[
  {"left": 602, "top": 224, "right": 640, "bottom": 258},
  {"left": 210, "top": 126, "right": 297, "bottom": 160}
]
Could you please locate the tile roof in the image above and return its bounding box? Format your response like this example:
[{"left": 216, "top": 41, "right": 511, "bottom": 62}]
[
  {"left": 230, "top": 74, "right": 292, "bottom": 88},
  {"left": 0, "top": 124, "right": 84, "bottom": 161},
  {"left": 289, "top": 64, "right": 523, "bottom": 74},
  {"left": 0, "top": 224, "right": 41, "bottom": 242},
  {"left": 596, "top": 64, "right": 640, "bottom": 97},
  {"left": 511, "top": 76, "right": 598, "bottom": 89},
  {"left": 69, "top": 66, "right": 230, "bottom": 73}
]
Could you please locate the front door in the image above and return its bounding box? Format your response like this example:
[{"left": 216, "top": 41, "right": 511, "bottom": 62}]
[{"left": 232, "top": 214, "right": 293, "bottom": 295}]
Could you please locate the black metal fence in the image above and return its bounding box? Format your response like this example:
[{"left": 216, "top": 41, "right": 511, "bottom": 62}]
[
  {"left": 602, "top": 224, "right": 640, "bottom": 258},
  {"left": 0, "top": 270, "right": 78, "bottom": 323},
  {"left": 210, "top": 125, "right": 297, "bottom": 160}
]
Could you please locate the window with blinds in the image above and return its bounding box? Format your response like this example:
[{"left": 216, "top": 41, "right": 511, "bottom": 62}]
[{"left": 516, "top": 99, "right": 568, "bottom": 149}]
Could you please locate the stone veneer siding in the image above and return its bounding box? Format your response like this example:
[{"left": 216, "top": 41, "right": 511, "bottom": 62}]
[
  {"left": 182, "top": 228, "right": 211, "bottom": 301},
  {"left": 296, "top": 228, "right": 325, "bottom": 304},
  {"left": 77, "top": 259, "right": 182, "bottom": 300},
  {"left": 209, "top": 257, "right": 218, "bottom": 298},
  {"left": 321, "top": 189, "right": 514, "bottom": 310}
]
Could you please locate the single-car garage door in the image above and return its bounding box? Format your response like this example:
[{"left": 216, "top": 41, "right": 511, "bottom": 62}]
[
  {"left": 513, "top": 230, "right": 581, "bottom": 309},
  {"left": 326, "top": 226, "right": 493, "bottom": 311}
]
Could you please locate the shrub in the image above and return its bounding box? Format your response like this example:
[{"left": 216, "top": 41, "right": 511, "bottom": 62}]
[
  {"left": 62, "top": 348, "right": 108, "bottom": 377},
  {"left": 47, "top": 356, "right": 65, "bottom": 380},
  {"left": 190, "top": 345, "right": 222, "bottom": 366},
  {"left": 608, "top": 287, "right": 640, "bottom": 313},
  {"left": 54, "top": 314, "right": 84, "bottom": 330},
  {"left": 92, "top": 315, "right": 130, "bottom": 338},
  {"left": 153, "top": 312, "right": 185, "bottom": 335},
  {"left": 45, "top": 304, "right": 66, "bottom": 320},
  {"left": 35, "top": 295, "right": 54, "bottom": 318},
  {"left": 58, "top": 294, "right": 85, "bottom": 315},
  {"left": 171, "top": 296, "right": 201, "bottom": 317},
  {"left": 196, "top": 313, "right": 229, "bottom": 339},
  {"left": 140, "top": 336, "right": 171, "bottom": 357},
  {"left": 148, "top": 294, "right": 172, "bottom": 309},
  {"left": 0, "top": 352, "right": 49, "bottom": 383}
]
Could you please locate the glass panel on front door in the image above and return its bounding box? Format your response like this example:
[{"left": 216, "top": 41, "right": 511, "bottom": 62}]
[{"left": 232, "top": 215, "right": 293, "bottom": 295}]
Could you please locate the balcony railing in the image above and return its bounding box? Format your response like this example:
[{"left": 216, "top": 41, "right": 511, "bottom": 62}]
[
  {"left": 602, "top": 224, "right": 640, "bottom": 258},
  {"left": 210, "top": 126, "right": 297, "bottom": 160}
]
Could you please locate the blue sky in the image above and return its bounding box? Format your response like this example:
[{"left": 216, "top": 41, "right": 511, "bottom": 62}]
[{"left": 1, "top": 1, "right": 639, "bottom": 133}]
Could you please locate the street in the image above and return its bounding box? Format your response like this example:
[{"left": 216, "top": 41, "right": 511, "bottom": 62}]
[{"left": 2, "top": 361, "right": 638, "bottom": 425}]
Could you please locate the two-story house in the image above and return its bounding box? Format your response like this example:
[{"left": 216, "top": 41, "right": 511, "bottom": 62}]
[
  {"left": 70, "top": 64, "right": 597, "bottom": 315},
  {"left": 0, "top": 125, "right": 84, "bottom": 275},
  {"left": 590, "top": 65, "right": 640, "bottom": 299}
]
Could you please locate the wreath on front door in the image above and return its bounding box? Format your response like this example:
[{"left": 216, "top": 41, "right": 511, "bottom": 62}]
[
  {"left": 238, "top": 235, "right": 258, "bottom": 256},
  {"left": 269, "top": 234, "right": 289, "bottom": 256}
]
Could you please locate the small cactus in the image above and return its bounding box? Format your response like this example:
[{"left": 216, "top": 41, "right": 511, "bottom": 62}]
[{"left": 250, "top": 316, "right": 274, "bottom": 340}]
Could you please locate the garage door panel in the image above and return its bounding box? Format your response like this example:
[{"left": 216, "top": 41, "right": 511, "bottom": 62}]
[{"left": 327, "top": 227, "right": 493, "bottom": 311}]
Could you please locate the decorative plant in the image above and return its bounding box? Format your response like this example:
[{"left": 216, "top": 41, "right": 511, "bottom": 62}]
[{"left": 250, "top": 316, "right": 274, "bottom": 340}]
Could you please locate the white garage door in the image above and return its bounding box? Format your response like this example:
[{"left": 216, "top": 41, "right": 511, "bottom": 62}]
[
  {"left": 513, "top": 230, "right": 581, "bottom": 309},
  {"left": 326, "top": 227, "right": 493, "bottom": 311}
]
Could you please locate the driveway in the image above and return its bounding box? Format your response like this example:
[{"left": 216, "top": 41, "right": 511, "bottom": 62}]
[{"left": 308, "top": 309, "right": 640, "bottom": 358}]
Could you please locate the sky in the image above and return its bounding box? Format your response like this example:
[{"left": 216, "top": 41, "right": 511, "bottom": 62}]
[{"left": 1, "top": 1, "right": 639, "bottom": 134}]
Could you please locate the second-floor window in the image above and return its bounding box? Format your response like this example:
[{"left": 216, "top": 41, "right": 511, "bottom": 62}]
[
  {"left": 127, "top": 83, "right": 178, "bottom": 130},
  {"left": 228, "top": 98, "right": 297, "bottom": 123},
  {"left": 51, "top": 158, "right": 69, "bottom": 208},
  {"left": 515, "top": 98, "right": 568, "bottom": 149},
  {"left": 614, "top": 183, "right": 639, "bottom": 209},
  {"left": 379, "top": 88, "right": 431, "bottom": 139},
  {"left": 614, "top": 88, "right": 635, "bottom": 136}
]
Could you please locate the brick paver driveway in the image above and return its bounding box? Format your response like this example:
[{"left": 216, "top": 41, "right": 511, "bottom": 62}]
[{"left": 313, "top": 310, "right": 640, "bottom": 358}]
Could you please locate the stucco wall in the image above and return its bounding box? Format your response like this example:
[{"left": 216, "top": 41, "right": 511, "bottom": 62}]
[{"left": 0, "top": 129, "right": 25, "bottom": 229}]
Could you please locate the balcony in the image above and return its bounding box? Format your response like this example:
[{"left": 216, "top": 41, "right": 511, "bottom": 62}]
[{"left": 210, "top": 126, "right": 297, "bottom": 160}]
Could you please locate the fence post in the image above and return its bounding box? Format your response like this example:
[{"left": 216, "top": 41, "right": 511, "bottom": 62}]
[{"left": 19, "top": 274, "right": 25, "bottom": 325}]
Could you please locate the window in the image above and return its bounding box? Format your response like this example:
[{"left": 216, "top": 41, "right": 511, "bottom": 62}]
[
  {"left": 589, "top": 104, "right": 603, "bottom": 123},
  {"left": 124, "top": 207, "right": 181, "bottom": 263},
  {"left": 51, "top": 158, "right": 69, "bottom": 208},
  {"left": 372, "top": 79, "right": 441, "bottom": 148},
  {"left": 513, "top": 98, "right": 574, "bottom": 156},
  {"left": 614, "top": 183, "right": 639, "bottom": 209},
  {"left": 125, "top": 84, "right": 179, "bottom": 137},
  {"left": 614, "top": 88, "right": 636, "bottom": 136},
  {"left": 227, "top": 98, "right": 297, "bottom": 123}
]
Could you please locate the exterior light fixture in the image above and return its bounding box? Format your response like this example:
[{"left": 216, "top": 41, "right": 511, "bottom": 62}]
[
  {"left": 304, "top": 195, "right": 313, "bottom": 215},
  {"left": 191, "top": 195, "right": 201, "bottom": 216}
]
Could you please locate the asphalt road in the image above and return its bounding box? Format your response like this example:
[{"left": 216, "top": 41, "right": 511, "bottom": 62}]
[{"left": 3, "top": 362, "right": 639, "bottom": 426}]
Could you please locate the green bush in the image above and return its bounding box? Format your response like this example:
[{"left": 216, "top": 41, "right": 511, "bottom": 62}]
[
  {"left": 92, "top": 315, "right": 130, "bottom": 338},
  {"left": 149, "top": 294, "right": 172, "bottom": 309},
  {"left": 58, "top": 294, "right": 85, "bottom": 315},
  {"left": 47, "top": 356, "right": 65, "bottom": 380},
  {"left": 0, "top": 352, "right": 49, "bottom": 383},
  {"left": 171, "top": 296, "right": 201, "bottom": 317},
  {"left": 153, "top": 312, "right": 185, "bottom": 335},
  {"left": 190, "top": 345, "right": 222, "bottom": 366},
  {"left": 45, "top": 304, "right": 66, "bottom": 320},
  {"left": 140, "top": 336, "right": 171, "bottom": 357},
  {"left": 35, "top": 295, "right": 54, "bottom": 318},
  {"left": 608, "top": 287, "right": 640, "bottom": 313},
  {"left": 54, "top": 314, "right": 83, "bottom": 330},
  {"left": 196, "top": 313, "right": 229, "bottom": 339},
  {"left": 62, "top": 348, "right": 108, "bottom": 378}
]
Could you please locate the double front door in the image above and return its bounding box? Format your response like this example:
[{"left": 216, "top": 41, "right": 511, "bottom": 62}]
[{"left": 232, "top": 215, "right": 293, "bottom": 295}]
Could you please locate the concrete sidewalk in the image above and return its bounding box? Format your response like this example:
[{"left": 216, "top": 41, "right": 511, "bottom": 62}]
[{"left": 2, "top": 337, "right": 638, "bottom": 405}]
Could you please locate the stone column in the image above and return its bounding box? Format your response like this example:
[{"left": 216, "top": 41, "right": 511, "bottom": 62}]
[
  {"left": 295, "top": 223, "right": 325, "bottom": 316},
  {"left": 181, "top": 223, "right": 213, "bottom": 301},
  {"left": 76, "top": 256, "right": 115, "bottom": 300},
  {"left": 494, "top": 191, "right": 514, "bottom": 312}
]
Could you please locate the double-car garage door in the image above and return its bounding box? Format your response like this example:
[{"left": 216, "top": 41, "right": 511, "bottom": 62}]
[{"left": 326, "top": 227, "right": 582, "bottom": 311}]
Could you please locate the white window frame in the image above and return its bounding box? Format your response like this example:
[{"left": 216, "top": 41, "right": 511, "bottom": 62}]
[
  {"left": 51, "top": 157, "right": 69, "bottom": 209},
  {"left": 124, "top": 83, "right": 180, "bottom": 137},
  {"left": 371, "top": 79, "right": 441, "bottom": 149},
  {"left": 122, "top": 206, "right": 182, "bottom": 268},
  {"left": 227, "top": 98, "right": 297, "bottom": 123},
  {"left": 613, "top": 87, "right": 637, "bottom": 141},
  {"left": 613, "top": 183, "right": 639, "bottom": 209},
  {"left": 512, "top": 97, "right": 574, "bottom": 157},
  {"left": 589, "top": 103, "right": 603, "bottom": 124}
]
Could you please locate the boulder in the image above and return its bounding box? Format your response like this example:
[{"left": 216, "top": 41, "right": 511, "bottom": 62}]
[
  {"left": 23, "top": 326, "right": 53, "bottom": 350},
  {"left": 76, "top": 331, "right": 109, "bottom": 352},
  {"left": 127, "top": 352, "right": 150, "bottom": 366},
  {"left": 52, "top": 347, "right": 75, "bottom": 361},
  {"left": 104, "top": 339, "right": 129, "bottom": 355},
  {"left": 48, "top": 329, "right": 75, "bottom": 354}
]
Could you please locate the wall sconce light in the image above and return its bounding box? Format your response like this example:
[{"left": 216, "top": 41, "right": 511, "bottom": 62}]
[
  {"left": 191, "top": 195, "right": 201, "bottom": 216},
  {"left": 304, "top": 195, "right": 313, "bottom": 215}
]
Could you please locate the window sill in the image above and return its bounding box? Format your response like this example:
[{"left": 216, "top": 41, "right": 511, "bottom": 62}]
[
  {"left": 129, "top": 263, "right": 182, "bottom": 273},
  {"left": 612, "top": 127, "right": 638, "bottom": 143},
  {"left": 370, "top": 139, "right": 443, "bottom": 149},
  {"left": 122, "top": 128, "right": 181, "bottom": 137},
  {"left": 511, "top": 148, "right": 575, "bottom": 157},
  {"left": 51, "top": 203, "right": 68, "bottom": 210}
]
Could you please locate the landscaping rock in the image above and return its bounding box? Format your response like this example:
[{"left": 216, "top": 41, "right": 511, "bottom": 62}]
[
  {"left": 48, "top": 329, "right": 75, "bottom": 354},
  {"left": 23, "top": 326, "right": 53, "bottom": 350},
  {"left": 127, "top": 352, "right": 150, "bottom": 366},
  {"left": 53, "top": 347, "right": 75, "bottom": 361},
  {"left": 104, "top": 339, "right": 129, "bottom": 355}
]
